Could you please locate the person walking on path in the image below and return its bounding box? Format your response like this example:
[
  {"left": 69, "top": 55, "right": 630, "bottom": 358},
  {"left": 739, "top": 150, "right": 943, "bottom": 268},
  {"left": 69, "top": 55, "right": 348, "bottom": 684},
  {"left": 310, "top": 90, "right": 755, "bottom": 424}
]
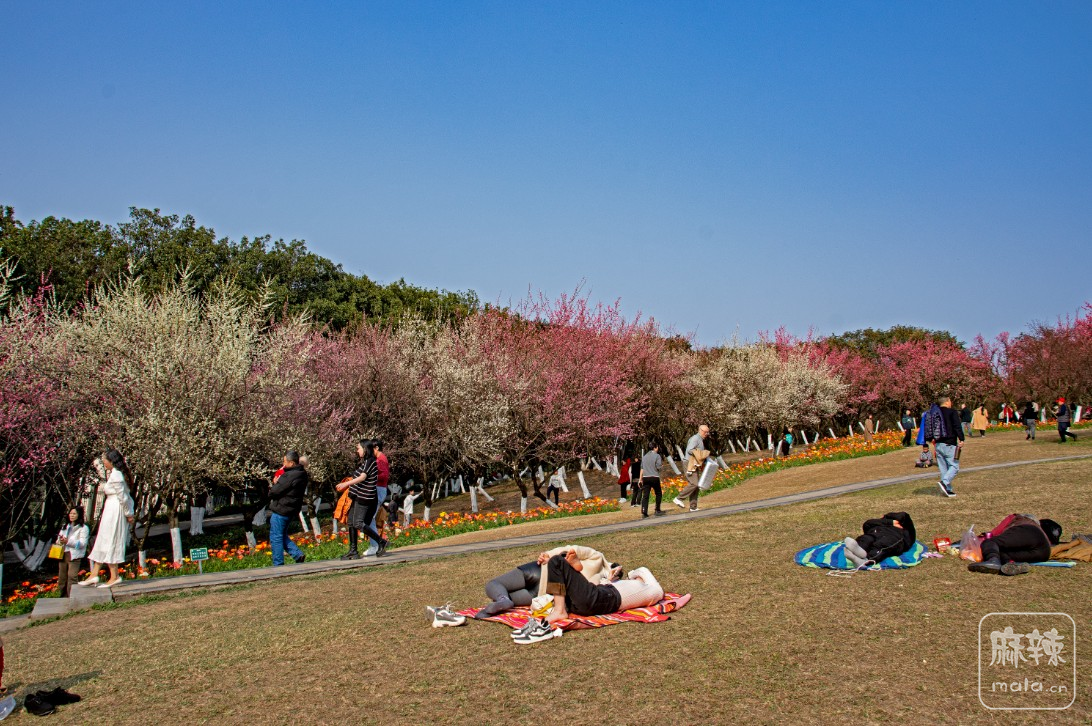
[
  {"left": 926, "top": 397, "right": 964, "bottom": 498},
  {"left": 960, "top": 403, "right": 973, "bottom": 437},
  {"left": 1055, "top": 397, "right": 1078, "bottom": 442},
  {"left": 638, "top": 443, "right": 664, "bottom": 518},
  {"left": 1022, "top": 402, "right": 1038, "bottom": 440},
  {"left": 971, "top": 404, "right": 989, "bottom": 437},
  {"left": 336, "top": 440, "right": 388, "bottom": 559},
  {"left": 267, "top": 450, "right": 309, "bottom": 566},
  {"left": 901, "top": 410, "right": 915, "bottom": 447},
  {"left": 79, "top": 449, "right": 136, "bottom": 588},
  {"left": 674, "top": 425, "right": 710, "bottom": 511},
  {"left": 55, "top": 506, "right": 90, "bottom": 597},
  {"left": 363, "top": 440, "right": 390, "bottom": 556}
]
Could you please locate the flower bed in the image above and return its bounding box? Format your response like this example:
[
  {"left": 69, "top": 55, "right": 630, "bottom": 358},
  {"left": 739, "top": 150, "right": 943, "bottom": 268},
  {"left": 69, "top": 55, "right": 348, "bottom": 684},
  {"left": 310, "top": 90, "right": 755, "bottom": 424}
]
[
  {"left": 2, "top": 432, "right": 904, "bottom": 615},
  {"left": 661, "top": 431, "right": 903, "bottom": 498}
]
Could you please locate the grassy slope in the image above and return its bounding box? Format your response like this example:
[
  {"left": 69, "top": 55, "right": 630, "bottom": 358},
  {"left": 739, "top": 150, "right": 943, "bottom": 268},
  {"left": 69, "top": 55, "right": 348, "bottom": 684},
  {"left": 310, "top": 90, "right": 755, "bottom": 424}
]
[{"left": 2, "top": 435, "right": 1090, "bottom": 724}]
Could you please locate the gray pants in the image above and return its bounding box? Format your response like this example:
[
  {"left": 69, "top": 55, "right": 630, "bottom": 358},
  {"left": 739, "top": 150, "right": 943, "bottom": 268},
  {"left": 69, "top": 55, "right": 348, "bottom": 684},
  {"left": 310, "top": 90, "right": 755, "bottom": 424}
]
[
  {"left": 484, "top": 567, "right": 536, "bottom": 607},
  {"left": 1025, "top": 419, "right": 1036, "bottom": 439},
  {"left": 677, "top": 472, "right": 701, "bottom": 508}
]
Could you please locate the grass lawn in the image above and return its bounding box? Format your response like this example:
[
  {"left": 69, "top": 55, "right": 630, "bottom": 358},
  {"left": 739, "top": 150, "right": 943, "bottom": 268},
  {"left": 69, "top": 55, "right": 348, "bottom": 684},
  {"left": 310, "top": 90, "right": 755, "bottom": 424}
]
[{"left": 2, "top": 438, "right": 1089, "bottom": 723}]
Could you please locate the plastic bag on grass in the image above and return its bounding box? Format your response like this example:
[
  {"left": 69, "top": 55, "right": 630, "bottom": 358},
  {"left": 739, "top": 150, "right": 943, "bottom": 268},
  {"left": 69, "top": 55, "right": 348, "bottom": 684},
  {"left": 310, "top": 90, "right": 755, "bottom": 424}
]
[{"left": 959, "top": 525, "right": 982, "bottom": 562}]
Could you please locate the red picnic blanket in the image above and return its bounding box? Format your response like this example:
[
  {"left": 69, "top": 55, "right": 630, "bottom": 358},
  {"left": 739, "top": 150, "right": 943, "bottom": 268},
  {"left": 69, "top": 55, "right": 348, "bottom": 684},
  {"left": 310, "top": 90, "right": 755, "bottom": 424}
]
[{"left": 457, "top": 592, "right": 692, "bottom": 631}]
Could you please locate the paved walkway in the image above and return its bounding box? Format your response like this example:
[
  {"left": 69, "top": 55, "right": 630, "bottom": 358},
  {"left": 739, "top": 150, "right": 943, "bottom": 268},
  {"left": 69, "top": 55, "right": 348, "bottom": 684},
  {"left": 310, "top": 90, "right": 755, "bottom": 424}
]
[{"left": 104, "top": 452, "right": 1091, "bottom": 603}]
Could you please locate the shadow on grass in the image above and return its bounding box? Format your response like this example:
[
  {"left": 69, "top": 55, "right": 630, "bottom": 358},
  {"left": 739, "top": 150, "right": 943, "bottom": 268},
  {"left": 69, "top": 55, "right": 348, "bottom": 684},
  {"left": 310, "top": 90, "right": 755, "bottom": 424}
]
[{"left": 3, "top": 669, "right": 101, "bottom": 703}]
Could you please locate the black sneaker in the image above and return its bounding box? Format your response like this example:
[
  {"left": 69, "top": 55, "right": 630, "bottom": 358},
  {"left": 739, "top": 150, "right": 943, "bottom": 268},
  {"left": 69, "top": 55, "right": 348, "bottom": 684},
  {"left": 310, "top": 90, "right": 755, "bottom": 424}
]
[
  {"left": 24, "top": 694, "right": 55, "bottom": 717},
  {"left": 377, "top": 539, "right": 388, "bottom": 556},
  {"left": 653, "top": 510, "right": 666, "bottom": 516},
  {"left": 43, "top": 688, "right": 80, "bottom": 705},
  {"left": 294, "top": 554, "right": 306, "bottom": 564},
  {"left": 340, "top": 551, "right": 360, "bottom": 560},
  {"left": 969, "top": 556, "right": 1003, "bottom": 574}
]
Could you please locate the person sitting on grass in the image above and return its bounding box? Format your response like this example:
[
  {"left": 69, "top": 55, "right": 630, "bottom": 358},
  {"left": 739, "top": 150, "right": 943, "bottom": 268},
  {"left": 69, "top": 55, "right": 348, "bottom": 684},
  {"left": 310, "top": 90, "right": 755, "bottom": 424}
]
[
  {"left": 511, "top": 554, "right": 664, "bottom": 644},
  {"left": 843, "top": 511, "right": 917, "bottom": 567},
  {"left": 968, "top": 514, "right": 1062, "bottom": 576},
  {"left": 914, "top": 445, "right": 933, "bottom": 468}
]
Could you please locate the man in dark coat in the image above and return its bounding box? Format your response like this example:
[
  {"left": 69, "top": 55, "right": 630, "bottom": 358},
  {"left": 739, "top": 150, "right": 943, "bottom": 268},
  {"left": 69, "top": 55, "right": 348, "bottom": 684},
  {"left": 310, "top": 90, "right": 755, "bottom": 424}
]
[
  {"left": 844, "top": 511, "right": 916, "bottom": 566},
  {"left": 268, "top": 450, "right": 308, "bottom": 566}
]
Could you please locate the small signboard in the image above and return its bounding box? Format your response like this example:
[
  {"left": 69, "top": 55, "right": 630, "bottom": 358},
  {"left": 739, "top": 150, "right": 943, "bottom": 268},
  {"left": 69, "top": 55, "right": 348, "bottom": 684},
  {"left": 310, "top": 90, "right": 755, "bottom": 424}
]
[{"left": 190, "top": 547, "right": 209, "bottom": 574}]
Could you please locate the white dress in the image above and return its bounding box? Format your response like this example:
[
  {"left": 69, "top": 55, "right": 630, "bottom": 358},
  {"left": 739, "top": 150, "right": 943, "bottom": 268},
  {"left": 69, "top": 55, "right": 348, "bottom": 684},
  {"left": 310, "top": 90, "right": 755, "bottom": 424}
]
[{"left": 88, "top": 469, "right": 135, "bottom": 564}]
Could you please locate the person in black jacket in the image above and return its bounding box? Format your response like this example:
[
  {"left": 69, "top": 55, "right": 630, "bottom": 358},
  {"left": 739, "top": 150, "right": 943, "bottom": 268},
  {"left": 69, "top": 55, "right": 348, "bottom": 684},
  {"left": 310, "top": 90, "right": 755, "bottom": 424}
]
[
  {"left": 1022, "top": 402, "right": 1038, "bottom": 440},
  {"left": 268, "top": 450, "right": 308, "bottom": 566},
  {"left": 844, "top": 511, "right": 916, "bottom": 566},
  {"left": 926, "top": 396, "right": 965, "bottom": 498}
]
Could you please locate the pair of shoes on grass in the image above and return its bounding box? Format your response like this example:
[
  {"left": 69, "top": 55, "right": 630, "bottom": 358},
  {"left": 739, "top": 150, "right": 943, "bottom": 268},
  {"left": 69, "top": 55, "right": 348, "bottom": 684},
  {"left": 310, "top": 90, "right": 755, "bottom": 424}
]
[
  {"left": 427, "top": 604, "right": 466, "bottom": 628},
  {"left": 24, "top": 687, "right": 81, "bottom": 717},
  {"left": 937, "top": 481, "right": 956, "bottom": 498},
  {"left": 511, "top": 618, "right": 562, "bottom": 644}
]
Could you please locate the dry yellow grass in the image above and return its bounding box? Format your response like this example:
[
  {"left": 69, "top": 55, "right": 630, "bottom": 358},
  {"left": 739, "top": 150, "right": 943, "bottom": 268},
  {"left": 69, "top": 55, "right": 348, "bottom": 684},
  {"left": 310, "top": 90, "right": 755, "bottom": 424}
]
[{"left": 2, "top": 435, "right": 1089, "bottom": 724}]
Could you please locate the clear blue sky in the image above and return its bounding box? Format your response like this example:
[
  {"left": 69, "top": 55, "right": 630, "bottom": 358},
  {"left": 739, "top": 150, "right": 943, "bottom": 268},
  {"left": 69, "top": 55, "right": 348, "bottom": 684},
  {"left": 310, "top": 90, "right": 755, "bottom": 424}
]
[{"left": 3, "top": 2, "right": 1091, "bottom": 345}]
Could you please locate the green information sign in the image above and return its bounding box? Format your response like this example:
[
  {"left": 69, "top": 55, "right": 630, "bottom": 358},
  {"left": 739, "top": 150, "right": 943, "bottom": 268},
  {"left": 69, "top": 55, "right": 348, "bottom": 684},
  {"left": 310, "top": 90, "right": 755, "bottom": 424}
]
[{"left": 189, "top": 547, "right": 209, "bottom": 562}]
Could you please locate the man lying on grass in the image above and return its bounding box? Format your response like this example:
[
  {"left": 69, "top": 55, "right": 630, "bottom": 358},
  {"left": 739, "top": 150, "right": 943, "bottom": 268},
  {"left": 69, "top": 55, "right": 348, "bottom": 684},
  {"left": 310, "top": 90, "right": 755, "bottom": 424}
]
[{"left": 512, "top": 555, "right": 664, "bottom": 644}]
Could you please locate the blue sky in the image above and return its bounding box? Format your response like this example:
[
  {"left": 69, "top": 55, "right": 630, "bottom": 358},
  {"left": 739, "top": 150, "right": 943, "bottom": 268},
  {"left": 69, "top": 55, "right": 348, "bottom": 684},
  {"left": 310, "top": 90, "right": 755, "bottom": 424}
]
[{"left": 3, "top": 2, "right": 1090, "bottom": 345}]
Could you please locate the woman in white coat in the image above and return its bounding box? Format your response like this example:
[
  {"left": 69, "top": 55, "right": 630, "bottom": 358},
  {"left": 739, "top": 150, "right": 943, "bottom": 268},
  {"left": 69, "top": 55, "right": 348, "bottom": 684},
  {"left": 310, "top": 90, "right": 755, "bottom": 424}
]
[{"left": 79, "top": 449, "right": 135, "bottom": 589}]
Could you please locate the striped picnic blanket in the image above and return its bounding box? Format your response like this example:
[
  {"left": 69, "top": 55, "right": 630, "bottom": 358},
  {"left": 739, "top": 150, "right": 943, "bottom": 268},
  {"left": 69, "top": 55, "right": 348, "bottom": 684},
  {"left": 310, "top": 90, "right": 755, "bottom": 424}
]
[
  {"left": 459, "top": 592, "right": 691, "bottom": 631},
  {"left": 795, "top": 540, "right": 927, "bottom": 570}
]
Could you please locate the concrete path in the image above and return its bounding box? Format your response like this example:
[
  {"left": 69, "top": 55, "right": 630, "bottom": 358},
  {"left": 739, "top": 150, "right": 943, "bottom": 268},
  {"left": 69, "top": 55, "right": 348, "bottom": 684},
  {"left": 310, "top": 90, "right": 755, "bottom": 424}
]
[{"left": 104, "top": 452, "right": 1090, "bottom": 604}]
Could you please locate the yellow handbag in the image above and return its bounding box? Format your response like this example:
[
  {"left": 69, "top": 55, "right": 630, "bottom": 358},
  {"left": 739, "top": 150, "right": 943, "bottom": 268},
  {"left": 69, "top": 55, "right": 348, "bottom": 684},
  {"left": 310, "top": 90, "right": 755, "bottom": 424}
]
[{"left": 48, "top": 541, "right": 65, "bottom": 559}]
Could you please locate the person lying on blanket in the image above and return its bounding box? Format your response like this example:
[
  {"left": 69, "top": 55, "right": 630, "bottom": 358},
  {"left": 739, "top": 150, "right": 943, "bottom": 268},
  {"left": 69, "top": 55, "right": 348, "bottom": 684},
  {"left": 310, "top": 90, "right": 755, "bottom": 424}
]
[
  {"left": 843, "top": 511, "right": 916, "bottom": 567},
  {"left": 547, "top": 556, "right": 662, "bottom": 624},
  {"left": 475, "top": 544, "right": 622, "bottom": 618},
  {"left": 968, "top": 514, "right": 1062, "bottom": 576},
  {"left": 512, "top": 558, "right": 664, "bottom": 644}
]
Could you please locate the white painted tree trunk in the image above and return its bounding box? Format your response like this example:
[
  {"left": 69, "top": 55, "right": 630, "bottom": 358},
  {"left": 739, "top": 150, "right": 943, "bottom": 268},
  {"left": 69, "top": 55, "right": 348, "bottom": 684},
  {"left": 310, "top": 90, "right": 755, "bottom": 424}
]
[
  {"left": 14, "top": 537, "right": 48, "bottom": 572},
  {"left": 536, "top": 466, "right": 545, "bottom": 482},
  {"left": 1076, "top": 405, "right": 1083, "bottom": 423},
  {"left": 253, "top": 507, "right": 268, "bottom": 528},
  {"left": 520, "top": 496, "right": 529, "bottom": 514},
  {"left": 666, "top": 456, "right": 682, "bottom": 475},
  {"left": 170, "top": 527, "right": 183, "bottom": 565},
  {"left": 577, "top": 472, "right": 592, "bottom": 499},
  {"left": 829, "top": 428, "right": 836, "bottom": 439},
  {"left": 557, "top": 469, "right": 569, "bottom": 492},
  {"left": 470, "top": 486, "right": 479, "bottom": 513},
  {"left": 897, "top": 421, "right": 904, "bottom": 432},
  {"left": 675, "top": 445, "right": 686, "bottom": 460},
  {"left": 717, "top": 456, "right": 728, "bottom": 468},
  {"left": 138, "top": 549, "right": 147, "bottom": 571},
  {"left": 423, "top": 505, "right": 431, "bottom": 522},
  {"left": 874, "top": 420, "right": 881, "bottom": 433},
  {"left": 1041, "top": 408, "right": 1047, "bottom": 422},
  {"left": 298, "top": 512, "right": 308, "bottom": 535},
  {"left": 190, "top": 506, "right": 205, "bottom": 535},
  {"left": 767, "top": 434, "right": 774, "bottom": 450},
  {"left": 727, "top": 440, "right": 736, "bottom": 454},
  {"left": 310, "top": 517, "right": 322, "bottom": 537},
  {"left": 478, "top": 483, "right": 494, "bottom": 502},
  {"left": 457, "top": 475, "right": 465, "bottom": 493},
  {"left": 332, "top": 519, "right": 339, "bottom": 535},
  {"left": 245, "top": 531, "right": 257, "bottom": 550},
  {"left": 590, "top": 457, "right": 603, "bottom": 471}
]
